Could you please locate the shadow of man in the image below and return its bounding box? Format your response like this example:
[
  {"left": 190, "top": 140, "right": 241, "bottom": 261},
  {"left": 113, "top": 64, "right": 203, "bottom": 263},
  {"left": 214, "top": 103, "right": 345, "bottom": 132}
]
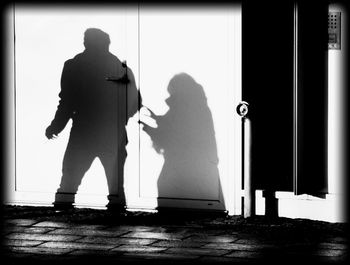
[
  {"left": 140, "top": 73, "right": 224, "bottom": 211},
  {"left": 46, "top": 28, "right": 139, "bottom": 211}
]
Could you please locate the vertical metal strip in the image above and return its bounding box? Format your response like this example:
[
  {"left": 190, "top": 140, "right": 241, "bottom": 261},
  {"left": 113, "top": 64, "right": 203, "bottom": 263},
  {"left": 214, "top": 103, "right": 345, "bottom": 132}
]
[
  {"left": 293, "top": 2, "right": 298, "bottom": 195},
  {"left": 13, "top": 3, "right": 17, "bottom": 192},
  {"left": 137, "top": 4, "right": 141, "bottom": 198}
]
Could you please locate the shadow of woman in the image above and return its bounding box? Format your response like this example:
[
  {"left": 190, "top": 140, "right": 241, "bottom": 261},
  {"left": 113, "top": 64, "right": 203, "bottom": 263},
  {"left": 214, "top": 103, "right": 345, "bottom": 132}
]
[{"left": 140, "top": 73, "right": 224, "bottom": 211}]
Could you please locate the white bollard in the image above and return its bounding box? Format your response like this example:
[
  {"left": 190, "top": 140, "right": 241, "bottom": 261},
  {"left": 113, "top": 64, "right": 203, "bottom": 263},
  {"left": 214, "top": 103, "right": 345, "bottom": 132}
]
[
  {"left": 243, "top": 117, "right": 254, "bottom": 218},
  {"left": 237, "top": 102, "right": 255, "bottom": 218}
]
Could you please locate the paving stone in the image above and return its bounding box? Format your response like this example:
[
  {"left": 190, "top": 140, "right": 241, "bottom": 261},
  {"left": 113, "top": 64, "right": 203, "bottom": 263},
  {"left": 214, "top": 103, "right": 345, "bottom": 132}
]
[
  {"left": 48, "top": 228, "right": 128, "bottom": 237},
  {"left": 235, "top": 238, "right": 263, "bottom": 245},
  {"left": 5, "top": 246, "right": 73, "bottom": 255},
  {"left": 102, "top": 225, "right": 156, "bottom": 233},
  {"left": 112, "top": 245, "right": 167, "bottom": 253},
  {"left": 3, "top": 206, "right": 348, "bottom": 264},
  {"left": 2, "top": 226, "right": 27, "bottom": 235},
  {"left": 225, "top": 250, "right": 265, "bottom": 259},
  {"left": 76, "top": 236, "right": 155, "bottom": 245},
  {"left": 23, "top": 227, "right": 56, "bottom": 234},
  {"left": 151, "top": 239, "right": 206, "bottom": 248},
  {"left": 198, "top": 256, "right": 248, "bottom": 263},
  {"left": 328, "top": 236, "right": 348, "bottom": 243},
  {"left": 68, "top": 249, "right": 123, "bottom": 256},
  {"left": 318, "top": 242, "right": 348, "bottom": 250},
  {"left": 33, "top": 221, "right": 72, "bottom": 228},
  {"left": 4, "top": 239, "right": 44, "bottom": 247},
  {"left": 184, "top": 235, "right": 238, "bottom": 243},
  {"left": 3, "top": 226, "right": 55, "bottom": 236},
  {"left": 2, "top": 252, "right": 33, "bottom": 259},
  {"left": 6, "top": 233, "right": 82, "bottom": 242},
  {"left": 39, "top": 241, "right": 115, "bottom": 250},
  {"left": 229, "top": 232, "right": 256, "bottom": 238},
  {"left": 149, "top": 227, "right": 190, "bottom": 234},
  {"left": 112, "top": 226, "right": 170, "bottom": 233},
  {"left": 165, "top": 247, "right": 230, "bottom": 257},
  {"left": 184, "top": 229, "right": 231, "bottom": 236},
  {"left": 283, "top": 252, "right": 347, "bottom": 265},
  {"left": 121, "top": 231, "right": 186, "bottom": 240},
  {"left": 311, "top": 255, "right": 348, "bottom": 263},
  {"left": 122, "top": 252, "right": 200, "bottom": 260},
  {"left": 162, "top": 224, "right": 205, "bottom": 229},
  {"left": 202, "top": 242, "right": 272, "bottom": 251},
  {"left": 5, "top": 219, "right": 38, "bottom": 227},
  {"left": 69, "top": 224, "right": 108, "bottom": 230},
  {"left": 312, "top": 249, "right": 347, "bottom": 257},
  {"left": 282, "top": 249, "right": 344, "bottom": 263}
]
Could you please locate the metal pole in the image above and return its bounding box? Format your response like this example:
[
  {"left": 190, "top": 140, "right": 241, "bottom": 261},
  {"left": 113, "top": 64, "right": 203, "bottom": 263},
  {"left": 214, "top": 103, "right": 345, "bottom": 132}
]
[
  {"left": 237, "top": 102, "right": 255, "bottom": 218},
  {"left": 243, "top": 117, "right": 254, "bottom": 217},
  {"left": 122, "top": 60, "right": 128, "bottom": 123}
]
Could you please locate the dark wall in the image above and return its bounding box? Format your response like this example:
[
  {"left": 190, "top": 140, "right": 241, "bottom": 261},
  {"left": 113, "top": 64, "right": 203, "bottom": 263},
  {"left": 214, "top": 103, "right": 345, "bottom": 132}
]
[
  {"left": 242, "top": 0, "right": 328, "bottom": 195},
  {"left": 296, "top": 2, "right": 329, "bottom": 196},
  {"left": 242, "top": 0, "right": 294, "bottom": 191}
]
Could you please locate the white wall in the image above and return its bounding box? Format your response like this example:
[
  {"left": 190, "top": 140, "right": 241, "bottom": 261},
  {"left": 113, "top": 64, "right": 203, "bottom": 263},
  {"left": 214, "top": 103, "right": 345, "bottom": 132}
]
[
  {"left": 135, "top": 6, "right": 241, "bottom": 213},
  {"left": 5, "top": 5, "right": 137, "bottom": 207},
  {"left": 4, "top": 5, "right": 242, "bottom": 214},
  {"left": 327, "top": 3, "right": 347, "bottom": 207},
  {"left": 4, "top": 5, "right": 16, "bottom": 203}
]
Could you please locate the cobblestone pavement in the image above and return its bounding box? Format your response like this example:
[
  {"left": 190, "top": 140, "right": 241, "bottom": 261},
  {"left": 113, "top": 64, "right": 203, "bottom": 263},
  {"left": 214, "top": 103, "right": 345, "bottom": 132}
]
[{"left": 1, "top": 206, "right": 348, "bottom": 264}]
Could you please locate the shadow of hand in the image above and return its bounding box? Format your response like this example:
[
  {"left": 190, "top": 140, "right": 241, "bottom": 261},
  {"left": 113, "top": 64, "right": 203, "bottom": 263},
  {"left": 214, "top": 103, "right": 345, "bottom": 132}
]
[{"left": 45, "top": 126, "right": 58, "bottom": 140}]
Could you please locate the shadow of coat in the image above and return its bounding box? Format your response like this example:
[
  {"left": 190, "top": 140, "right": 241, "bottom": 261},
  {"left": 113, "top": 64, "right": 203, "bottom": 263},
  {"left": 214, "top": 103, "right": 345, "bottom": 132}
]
[
  {"left": 141, "top": 73, "right": 224, "bottom": 210},
  {"left": 47, "top": 28, "right": 139, "bottom": 209}
]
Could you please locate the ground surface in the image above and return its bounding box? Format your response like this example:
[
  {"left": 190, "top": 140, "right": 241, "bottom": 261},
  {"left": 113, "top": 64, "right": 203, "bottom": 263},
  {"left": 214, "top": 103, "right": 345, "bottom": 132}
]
[{"left": 1, "top": 205, "right": 349, "bottom": 264}]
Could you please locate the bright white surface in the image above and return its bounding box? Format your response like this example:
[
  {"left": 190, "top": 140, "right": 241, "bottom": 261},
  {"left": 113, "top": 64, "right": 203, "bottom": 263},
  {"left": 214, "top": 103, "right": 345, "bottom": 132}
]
[
  {"left": 253, "top": 191, "right": 345, "bottom": 223},
  {"left": 328, "top": 5, "right": 346, "bottom": 196},
  {"left": 138, "top": 6, "right": 241, "bottom": 210},
  {"left": 14, "top": 7, "right": 130, "bottom": 200},
  {"left": 4, "top": 6, "right": 16, "bottom": 202},
  {"left": 327, "top": 4, "right": 347, "bottom": 221},
  {"left": 11, "top": 5, "right": 242, "bottom": 212}
]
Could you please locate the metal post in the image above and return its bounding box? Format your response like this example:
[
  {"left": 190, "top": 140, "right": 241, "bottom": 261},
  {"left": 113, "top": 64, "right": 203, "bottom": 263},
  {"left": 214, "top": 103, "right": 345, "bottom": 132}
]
[
  {"left": 122, "top": 60, "right": 128, "bottom": 123},
  {"left": 243, "top": 117, "right": 254, "bottom": 217},
  {"left": 237, "top": 102, "right": 255, "bottom": 218}
]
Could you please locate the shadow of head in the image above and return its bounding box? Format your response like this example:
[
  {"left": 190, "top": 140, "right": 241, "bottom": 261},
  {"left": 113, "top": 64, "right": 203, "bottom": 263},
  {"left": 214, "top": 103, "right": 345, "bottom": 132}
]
[
  {"left": 83, "top": 28, "right": 110, "bottom": 52},
  {"left": 166, "top": 73, "right": 207, "bottom": 107}
]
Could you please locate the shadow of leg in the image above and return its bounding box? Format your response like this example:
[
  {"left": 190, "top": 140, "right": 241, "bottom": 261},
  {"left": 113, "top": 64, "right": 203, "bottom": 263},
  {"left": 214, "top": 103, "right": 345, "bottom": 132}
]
[
  {"left": 53, "top": 143, "right": 95, "bottom": 210},
  {"left": 100, "top": 148, "right": 127, "bottom": 213}
]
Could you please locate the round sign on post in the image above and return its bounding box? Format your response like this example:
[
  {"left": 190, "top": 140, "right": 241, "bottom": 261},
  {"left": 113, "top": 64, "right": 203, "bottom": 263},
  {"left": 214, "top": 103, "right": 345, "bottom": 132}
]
[{"left": 236, "top": 101, "right": 249, "bottom": 118}]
